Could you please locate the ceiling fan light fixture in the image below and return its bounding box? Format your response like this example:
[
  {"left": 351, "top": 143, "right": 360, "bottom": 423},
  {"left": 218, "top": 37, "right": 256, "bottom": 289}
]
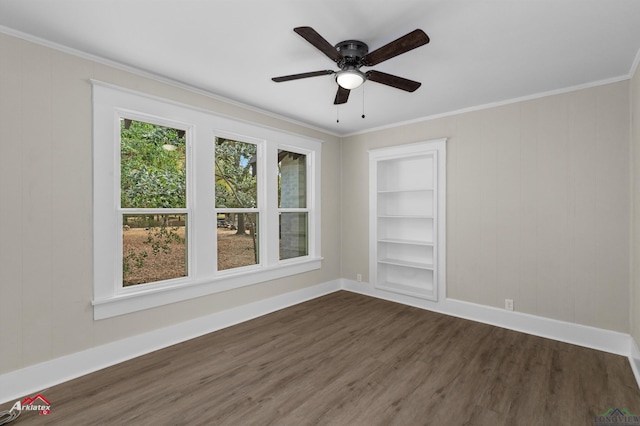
[
  {"left": 273, "top": 27, "right": 429, "bottom": 106},
  {"left": 336, "top": 69, "right": 365, "bottom": 90}
]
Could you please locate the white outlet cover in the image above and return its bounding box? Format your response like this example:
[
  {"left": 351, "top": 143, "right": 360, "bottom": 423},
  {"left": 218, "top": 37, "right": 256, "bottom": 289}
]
[{"left": 505, "top": 299, "right": 514, "bottom": 311}]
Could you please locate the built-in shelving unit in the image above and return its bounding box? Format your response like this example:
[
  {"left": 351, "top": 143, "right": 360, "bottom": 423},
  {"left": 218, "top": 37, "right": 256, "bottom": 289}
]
[{"left": 369, "top": 139, "right": 446, "bottom": 301}]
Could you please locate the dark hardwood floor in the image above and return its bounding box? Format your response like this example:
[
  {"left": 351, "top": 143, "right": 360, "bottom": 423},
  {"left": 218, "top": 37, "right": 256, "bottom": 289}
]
[{"left": 3, "top": 291, "right": 640, "bottom": 425}]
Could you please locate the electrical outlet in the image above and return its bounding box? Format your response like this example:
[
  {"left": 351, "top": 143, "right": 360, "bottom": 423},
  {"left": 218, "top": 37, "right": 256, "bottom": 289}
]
[
  {"left": 505, "top": 299, "right": 514, "bottom": 311},
  {"left": 356, "top": 273, "right": 362, "bottom": 282}
]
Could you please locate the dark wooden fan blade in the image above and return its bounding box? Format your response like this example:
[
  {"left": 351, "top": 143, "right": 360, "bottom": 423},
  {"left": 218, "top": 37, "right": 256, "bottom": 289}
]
[
  {"left": 362, "top": 29, "right": 429, "bottom": 66},
  {"left": 294, "top": 26, "right": 343, "bottom": 63},
  {"left": 366, "top": 70, "right": 421, "bottom": 92},
  {"left": 272, "top": 70, "right": 335, "bottom": 82},
  {"left": 334, "top": 86, "right": 350, "bottom": 104}
]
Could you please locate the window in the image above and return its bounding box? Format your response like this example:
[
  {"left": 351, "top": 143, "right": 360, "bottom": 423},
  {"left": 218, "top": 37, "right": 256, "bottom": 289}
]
[
  {"left": 215, "top": 137, "right": 259, "bottom": 271},
  {"left": 278, "top": 150, "right": 308, "bottom": 260},
  {"left": 120, "top": 119, "right": 188, "bottom": 286},
  {"left": 92, "top": 82, "right": 322, "bottom": 319}
]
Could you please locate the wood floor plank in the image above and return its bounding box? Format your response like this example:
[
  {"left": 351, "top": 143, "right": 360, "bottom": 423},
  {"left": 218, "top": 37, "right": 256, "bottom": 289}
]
[{"left": 2, "top": 291, "right": 639, "bottom": 425}]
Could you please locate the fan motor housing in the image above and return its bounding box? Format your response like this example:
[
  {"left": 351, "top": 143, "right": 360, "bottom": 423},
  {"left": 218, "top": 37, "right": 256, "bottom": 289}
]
[{"left": 335, "top": 40, "right": 368, "bottom": 67}]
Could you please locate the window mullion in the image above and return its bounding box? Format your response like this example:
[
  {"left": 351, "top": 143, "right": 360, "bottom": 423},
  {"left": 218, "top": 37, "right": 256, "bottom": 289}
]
[
  {"left": 264, "top": 143, "right": 279, "bottom": 266},
  {"left": 193, "top": 125, "right": 215, "bottom": 278}
]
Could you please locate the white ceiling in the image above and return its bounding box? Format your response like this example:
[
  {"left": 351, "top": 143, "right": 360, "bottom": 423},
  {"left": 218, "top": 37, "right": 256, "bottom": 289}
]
[{"left": 1, "top": 0, "right": 640, "bottom": 136}]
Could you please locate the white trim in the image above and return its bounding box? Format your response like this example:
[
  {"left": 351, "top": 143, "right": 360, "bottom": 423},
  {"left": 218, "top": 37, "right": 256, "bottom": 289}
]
[
  {"left": 92, "top": 82, "right": 323, "bottom": 319},
  {"left": 0, "top": 280, "right": 341, "bottom": 405},
  {"left": 91, "top": 80, "right": 325, "bottom": 145},
  {"left": 0, "top": 26, "right": 339, "bottom": 138},
  {"left": 343, "top": 75, "right": 631, "bottom": 138},
  {"left": 93, "top": 258, "right": 323, "bottom": 319},
  {"left": 342, "top": 279, "right": 632, "bottom": 356},
  {"left": 1, "top": 26, "right": 636, "bottom": 139},
  {"left": 630, "top": 338, "right": 640, "bottom": 391},
  {"left": 368, "top": 139, "right": 446, "bottom": 302},
  {"left": 2, "top": 278, "right": 640, "bottom": 404}
]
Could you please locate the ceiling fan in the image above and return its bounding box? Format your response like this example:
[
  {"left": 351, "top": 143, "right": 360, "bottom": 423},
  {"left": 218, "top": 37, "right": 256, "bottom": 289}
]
[{"left": 272, "top": 26, "right": 430, "bottom": 105}]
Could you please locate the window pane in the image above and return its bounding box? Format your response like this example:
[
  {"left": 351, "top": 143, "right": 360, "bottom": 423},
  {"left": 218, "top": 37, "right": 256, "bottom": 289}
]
[
  {"left": 217, "top": 213, "right": 259, "bottom": 270},
  {"left": 120, "top": 119, "right": 186, "bottom": 208},
  {"left": 280, "top": 212, "right": 308, "bottom": 260},
  {"left": 215, "top": 138, "right": 257, "bottom": 208},
  {"left": 278, "top": 150, "right": 306, "bottom": 208},
  {"left": 122, "top": 214, "right": 187, "bottom": 286}
]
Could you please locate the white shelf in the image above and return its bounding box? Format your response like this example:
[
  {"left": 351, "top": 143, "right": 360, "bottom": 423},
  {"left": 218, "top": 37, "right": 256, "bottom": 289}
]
[
  {"left": 378, "top": 188, "right": 433, "bottom": 193},
  {"left": 378, "top": 214, "right": 433, "bottom": 219},
  {"left": 378, "top": 258, "right": 434, "bottom": 270},
  {"left": 376, "top": 281, "right": 434, "bottom": 298},
  {"left": 378, "top": 238, "right": 433, "bottom": 246},
  {"left": 369, "top": 138, "right": 446, "bottom": 302}
]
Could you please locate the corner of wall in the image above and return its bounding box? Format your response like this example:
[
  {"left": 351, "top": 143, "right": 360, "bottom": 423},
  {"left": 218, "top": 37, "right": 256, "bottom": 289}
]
[
  {"left": 630, "top": 47, "right": 640, "bottom": 348},
  {"left": 630, "top": 338, "right": 640, "bottom": 392},
  {"left": 630, "top": 47, "right": 640, "bottom": 82},
  {"left": 337, "top": 135, "right": 346, "bottom": 280}
]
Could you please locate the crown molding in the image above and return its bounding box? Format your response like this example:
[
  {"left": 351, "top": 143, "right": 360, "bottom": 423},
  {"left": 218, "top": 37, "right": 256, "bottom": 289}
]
[
  {"left": 0, "top": 25, "right": 341, "bottom": 138},
  {"left": 2, "top": 24, "right": 638, "bottom": 140},
  {"left": 343, "top": 74, "right": 631, "bottom": 138}
]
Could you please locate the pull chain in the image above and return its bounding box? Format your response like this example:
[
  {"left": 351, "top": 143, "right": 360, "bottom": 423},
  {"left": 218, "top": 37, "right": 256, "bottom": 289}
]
[
  {"left": 362, "top": 85, "right": 366, "bottom": 119},
  {"left": 336, "top": 105, "right": 340, "bottom": 123}
]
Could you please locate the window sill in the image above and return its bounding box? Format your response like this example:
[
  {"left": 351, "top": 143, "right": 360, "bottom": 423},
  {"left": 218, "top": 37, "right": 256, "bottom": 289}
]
[{"left": 92, "top": 257, "right": 323, "bottom": 320}]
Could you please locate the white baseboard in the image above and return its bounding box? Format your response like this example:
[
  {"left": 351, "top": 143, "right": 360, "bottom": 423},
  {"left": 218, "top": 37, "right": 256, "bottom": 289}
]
[
  {"left": 0, "top": 280, "right": 341, "bottom": 404},
  {"left": 630, "top": 339, "right": 640, "bottom": 391},
  {"left": 342, "top": 279, "right": 632, "bottom": 357},
  {"left": 344, "top": 278, "right": 640, "bottom": 390},
  {"left": 3, "top": 278, "right": 638, "bottom": 404}
]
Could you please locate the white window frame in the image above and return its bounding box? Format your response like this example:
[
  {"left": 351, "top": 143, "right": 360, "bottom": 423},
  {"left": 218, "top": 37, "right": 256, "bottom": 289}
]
[
  {"left": 213, "top": 131, "right": 264, "bottom": 274},
  {"left": 277, "top": 145, "right": 314, "bottom": 261},
  {"left": 118, "top": 112, "right": 193, "bottom": 289},
  {"left": 92, "top": 81, "right": 322, "bottom": 319}
]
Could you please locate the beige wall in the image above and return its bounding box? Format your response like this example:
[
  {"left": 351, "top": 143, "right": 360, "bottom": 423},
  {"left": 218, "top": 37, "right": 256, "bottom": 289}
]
[
  {"left": 0, "top": 28, "right": 636, "bottom": 378},
  {"left": 342, "top": 81, "right": 631, "bottom": 333},
  {"left": 632, "top": 63, "right": 640, "bottom": 344},
  {"left": 0, "top": 33, "right": 342, "bottom": 374}
]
